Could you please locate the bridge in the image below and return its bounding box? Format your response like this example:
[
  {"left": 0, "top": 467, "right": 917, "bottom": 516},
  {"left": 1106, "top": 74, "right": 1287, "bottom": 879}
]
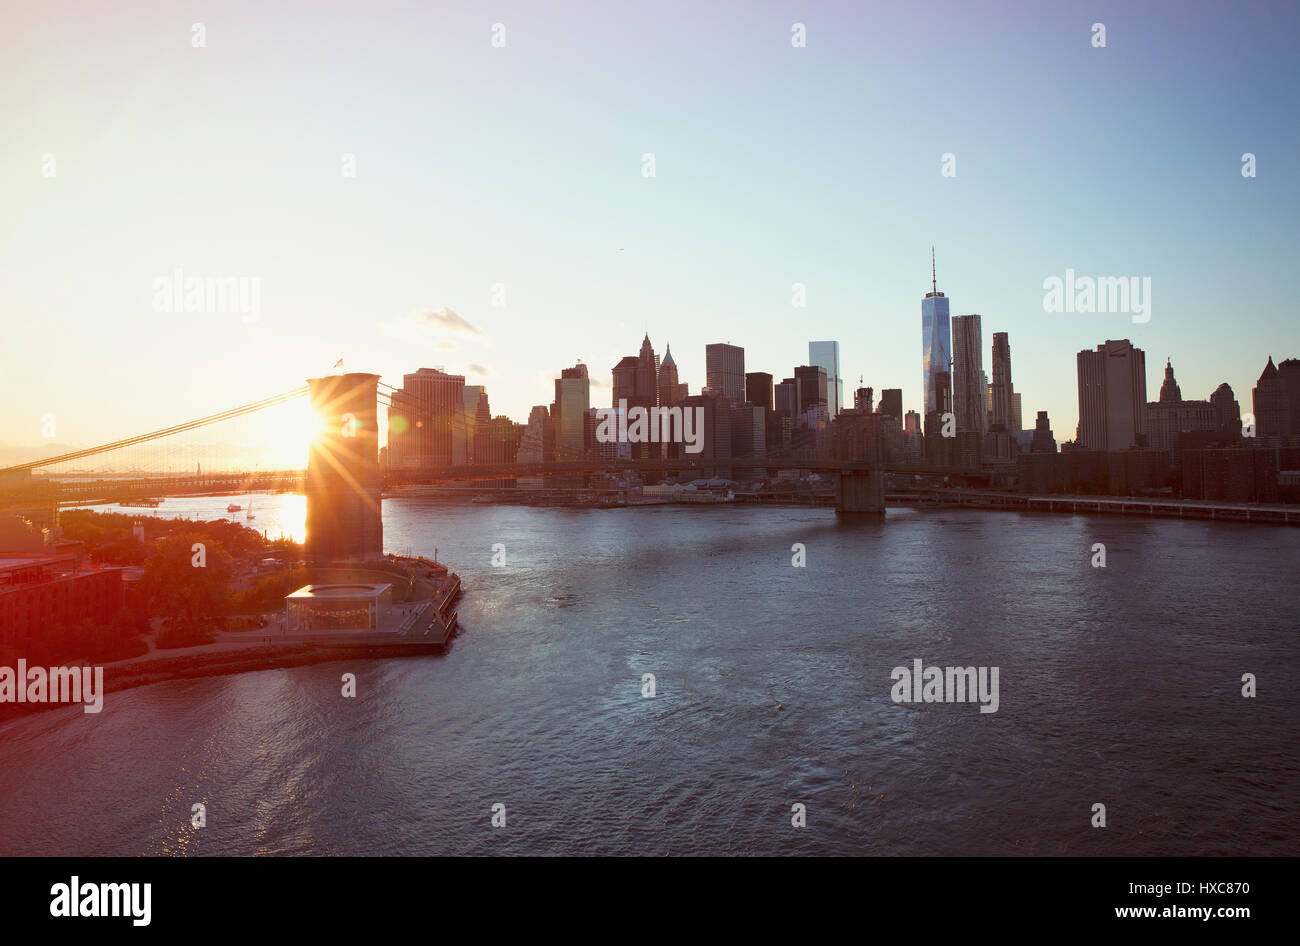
[
  {"left": 1, "top": 458, "right": 912, "bottom": 514},
  {"left": 0, "top": 374, "right": 948, "bottom": 532}
]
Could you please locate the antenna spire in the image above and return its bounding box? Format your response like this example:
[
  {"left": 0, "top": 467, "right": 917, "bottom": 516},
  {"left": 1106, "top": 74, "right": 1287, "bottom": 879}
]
[{"left": 931, "top": 246, "right": 937, "bottom": 295}]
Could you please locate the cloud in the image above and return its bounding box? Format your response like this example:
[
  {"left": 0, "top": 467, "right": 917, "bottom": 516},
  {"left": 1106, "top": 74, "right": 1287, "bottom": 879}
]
[
  {"left": 465, "top": 363, "right": 490, "bottom": 375},
  {"left": 415, "top": 307, "right": 482, "bottom": 336}
]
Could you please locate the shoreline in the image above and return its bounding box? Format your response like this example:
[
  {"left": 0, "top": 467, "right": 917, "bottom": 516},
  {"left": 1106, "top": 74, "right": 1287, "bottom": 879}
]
[
  {"left": 0, "top": 637, "right": 450, "bottom": 724},
  {"left": 1, "top": 562, "right": 462, "bottom": 725}
]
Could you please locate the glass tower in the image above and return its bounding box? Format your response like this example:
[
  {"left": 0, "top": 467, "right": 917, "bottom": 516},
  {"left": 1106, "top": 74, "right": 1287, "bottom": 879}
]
[
  {"left": 809, "top": 341, "right": 842, "bottom": 419},
  {"left": 921, "top": 252, "right": 951, "bottom": 417}
]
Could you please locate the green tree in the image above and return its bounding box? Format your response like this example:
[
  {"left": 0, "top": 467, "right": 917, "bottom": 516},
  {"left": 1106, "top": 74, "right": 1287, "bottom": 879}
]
[{"left": 138, "top": 532, "right": 234, "bottom": 624}]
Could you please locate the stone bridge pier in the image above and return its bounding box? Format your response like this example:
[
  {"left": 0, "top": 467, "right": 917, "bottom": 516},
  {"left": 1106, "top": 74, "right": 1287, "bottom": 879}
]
[{"left": 835, "top": 468, "right": 885, "bottom": 516}]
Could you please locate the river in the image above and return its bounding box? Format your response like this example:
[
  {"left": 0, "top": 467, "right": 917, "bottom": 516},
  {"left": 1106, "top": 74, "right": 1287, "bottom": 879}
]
[{"left": 1, "top": 493, "right": 1296, "bottom": 855}]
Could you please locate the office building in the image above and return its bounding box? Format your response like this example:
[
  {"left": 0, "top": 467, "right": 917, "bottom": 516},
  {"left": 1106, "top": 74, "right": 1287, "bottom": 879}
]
[
  {"left": 921, "top": 251, "right": 952, "bottom": 417},
  {"left": 745, "top": 371, "right": 774, "bottom": 411},
  {"left": 554, "top": 363, "right": 590, "bottom": 460},
  {"left": 990, "top": 332, "right": 1014, "bottom": 431},
  {"left": 461, "top": 385, "right": 490, "bottom": 465},
  {"left": 951, "top": 314, "right": 986, "bottom": 436},
  {"left": 809, "top": 341, "right": 843, "bottom": 419},
  {"left": 1076, "top": 339, "right": 1147, "bottom": 451},
  {"left": 637, "top": 334, "right": 660, "bottom": 408},
  {"left": 879, "top": 388, "right": 903, "bottom": 421},
  {"left": 387, "top": 367, "right": 465, "bottom": 470},
  {"left": 658, "top": 344, "right": 681, "bottom": 407},
  {"left": 612, "top": 356, "right": 639, "bottom": 407},
  {"left": 1252, "top": 356, "right": 1300, "bottom": 438},
  {"left": 775, "top": 379, "right": 799, "bottom": 417},
  {"left": 793, "top": 365, "right": 827, "bottom": 414},
  {"left": 705, "top": 343, "right": 745, "bottom": 403}
]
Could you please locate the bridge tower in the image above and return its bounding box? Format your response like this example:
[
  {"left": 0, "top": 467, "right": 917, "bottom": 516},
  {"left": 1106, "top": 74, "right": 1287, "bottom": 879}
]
[
  {"left": 834, "top": 468, "right": 886, "bottom": 515},
  {"left": 832, "top": 408, "right": 888, "bottom": 516},
  {"left": 305, "top": 373, "right": 383, "bottom": 562}
]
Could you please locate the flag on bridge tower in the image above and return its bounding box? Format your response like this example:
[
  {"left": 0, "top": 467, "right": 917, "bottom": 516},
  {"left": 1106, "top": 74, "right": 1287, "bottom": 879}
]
[{"left": 332, "top": 358, "right": 344, "bottom": 369}]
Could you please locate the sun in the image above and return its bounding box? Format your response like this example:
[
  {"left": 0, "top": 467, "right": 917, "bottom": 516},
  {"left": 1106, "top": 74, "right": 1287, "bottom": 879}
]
[{"left": 259, "top": 399, "right": 325, "bottom": 466}]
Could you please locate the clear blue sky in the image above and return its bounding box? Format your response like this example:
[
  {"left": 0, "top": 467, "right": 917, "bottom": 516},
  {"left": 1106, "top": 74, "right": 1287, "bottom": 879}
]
[{"left": 2, "top": 0, "right": 1297, "bottom": 461}]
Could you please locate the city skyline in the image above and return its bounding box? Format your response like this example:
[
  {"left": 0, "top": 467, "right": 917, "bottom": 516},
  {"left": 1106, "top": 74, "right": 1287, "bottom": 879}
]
[
  {"left": 2, "top": 0, "right": 1297, "bottom": 456},
  {"left": 1, "top": 309, "right": 1290, "bottom": 472}
]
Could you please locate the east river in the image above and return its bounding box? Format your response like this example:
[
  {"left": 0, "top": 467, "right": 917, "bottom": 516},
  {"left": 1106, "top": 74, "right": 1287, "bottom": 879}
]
[{"left": 1, "top": 493, "right": 1296, "bottom": 855}]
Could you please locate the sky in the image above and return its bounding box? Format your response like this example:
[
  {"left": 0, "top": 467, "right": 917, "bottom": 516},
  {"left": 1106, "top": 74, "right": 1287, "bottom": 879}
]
[{"left": 2, "top": 0, "right": 1297, "bottom": 466}]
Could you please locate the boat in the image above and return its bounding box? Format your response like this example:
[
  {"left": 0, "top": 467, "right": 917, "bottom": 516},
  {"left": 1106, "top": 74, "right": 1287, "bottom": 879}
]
[
  {"left": 226, "top": 503, "right": 242, "bottom": 513},
  {"left": 120, "top": 499, "right": 161, "bottom": 508},
  {"left": 246, "top": 502, "right": 255, "bottom": 520}
]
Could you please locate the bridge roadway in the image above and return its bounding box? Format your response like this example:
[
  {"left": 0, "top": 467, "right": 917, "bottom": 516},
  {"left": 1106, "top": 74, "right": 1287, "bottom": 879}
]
[{"left": 0, "top": 458, "right": 932, "bottom": 511}]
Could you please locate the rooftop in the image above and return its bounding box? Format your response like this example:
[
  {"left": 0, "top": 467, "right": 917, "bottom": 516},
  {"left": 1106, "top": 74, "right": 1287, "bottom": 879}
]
[
  {"left": 0, "top": 553, "right": 77, "bottom": 576},
  {"left": 285, "top": 582, "right": 392, "bottom": 601}
]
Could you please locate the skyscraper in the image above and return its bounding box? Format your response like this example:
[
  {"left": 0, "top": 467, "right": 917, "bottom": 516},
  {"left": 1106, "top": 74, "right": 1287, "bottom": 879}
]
[
  {"left": 745, "top": 372, "right": 774, "bottom": 411},
  {"left": 387, "top": 367, "right": 465, "bottom": 470},
  {"left": 1252, "top": 356, "right": 1286, "bottom": 437},
  {"left": 809, "top": 341, "right": 842, "bottom": 419},
  {"left": 793, "top": 365, "right": 827, "bottom": 412},
  {"left": 854, "top": 386, "right": 873, "bottom": 412},
  {"left": 1254, "top": 356, "right": 1300, "bottom": 437},
  {"left": 990, "top": 332, "right": 1014, "bottom": 431},
  {"left": 658, "top": 344, "right": 680, "bottom": 407},
  {"left": 612, "top": 356, "right": 639, "bottom": 407},
  {"left": 1281, "top": 359, "right": 1300, "bottom": 434},
  {"left": 775, "top": 378, "right": 799, "bottom": 417},
  {"left": 1076, "top": 339, "right": 1147, "bottom": 451},
  {"left": 951, "top": 314, "right": 986, "bottom": 434},
  {"left": 879, "top": 388, "right": 903, "bottom": 421},
  {"left": 554, "top": 362, "right": 590, "bottom": 460},
  {"left": 921, "top": 250, "right": 952, "bottom": 417},
  {"left": 516, "top": 406, "right": 551, "bottom": 463},
  {"left": 461, "top": 385, "right": 490, "bottom": 464},
  {"left": 636, "top": 334, "right": 660, "bottom": 409},
  {"left": 705, "top": 343, "right": 745, "bottom": 403}
]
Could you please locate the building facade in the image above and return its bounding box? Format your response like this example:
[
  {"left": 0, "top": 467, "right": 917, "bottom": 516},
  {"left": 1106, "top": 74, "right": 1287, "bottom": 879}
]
[
  {"left": 387, "top": 367, "right": 466, "bottom": 470},
  {"left": 921, "top": 272, "right": 952, "bottom": 417},
  {"left": 1076, "top": 339, "right": 1147, "bottom": 451},
  {"left": 705, "top": 343, "right": 745, "bottom": 403},
  {"left": 951, "top": 315, "right": 986, "bottom": 436},
  {"left": 1143, "top": 359, "right": 1218, "bottom": 462},
  {"left": 989, "top": 332, "right": 1014, "bottom": 431},
  {"left": 553, "top": 363, "right": 590, "bottom": 460},
  {"left": 809, "top": 341, "right": 842, "bottom": 419}
]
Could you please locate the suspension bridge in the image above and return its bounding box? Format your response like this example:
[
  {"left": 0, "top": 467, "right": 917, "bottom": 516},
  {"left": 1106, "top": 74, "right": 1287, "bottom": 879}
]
[{"left": 0, "top": 373, "right": 942, "bottom": 525}]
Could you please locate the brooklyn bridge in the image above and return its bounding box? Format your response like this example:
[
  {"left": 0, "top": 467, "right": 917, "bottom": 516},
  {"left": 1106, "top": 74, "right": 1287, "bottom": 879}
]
[{"left": 0, "top": 374, "right": 962, "bottom": 542}]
